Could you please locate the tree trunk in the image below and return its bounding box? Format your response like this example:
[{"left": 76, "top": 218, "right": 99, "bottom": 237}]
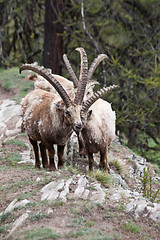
[{"left": 43, "top": 0, "right": 64, "bottom": 74}]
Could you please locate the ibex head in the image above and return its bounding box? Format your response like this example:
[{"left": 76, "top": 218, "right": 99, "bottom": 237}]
[{"left": 80, "top": 85, "right": 119, "bottom": 124}]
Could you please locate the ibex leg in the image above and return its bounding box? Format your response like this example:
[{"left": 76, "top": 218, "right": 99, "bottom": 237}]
[
  {"left": 29, "top": 137, "right": 40, "bottom": 169},
  {"left": 57, "top": 145, "right": 65, "bottom": 169},
  {"left": 88, "top": 152, "right": 94, "bottom": 171},
  {"left": 47, "top": 145, "right": 56, "bottom": 171},
  {"left": 99, "top": 149, "right": 110, "bottom": 173},
  {"left": 77, "top": 133, "right": 86, "bottom": 157},
  {"left": 39, "top": 142, "right": 48, "bottom": 168}
]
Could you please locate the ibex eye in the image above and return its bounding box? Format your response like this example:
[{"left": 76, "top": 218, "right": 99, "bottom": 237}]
[{"left": 65, "top": 111, "right": 70, "bottom": 116}]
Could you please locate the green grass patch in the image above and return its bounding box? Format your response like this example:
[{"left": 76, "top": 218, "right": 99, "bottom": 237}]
[
  {"left": 70, "top": 216, "right": 87, "bottom": 227},
  {"left": 48, "top": 200, "right": 64, "bottom": 208},
  {"left": 65, "top": 227, "right": 93, "bottom": 238},
  {"left": 0, "top": 224, "right": 10, "bottom": 234},
  {"left": 29, "top": 212, "right": 49, "bottom": 222},
  {"left": 23, "top": 228, "right": 59, "bottom": 239},
  {"left": 89, "top": 170, "right": 112, "bottom": 187},
  {"left": 1, "top": 149, "right": 22, "bottom": 164},
  {"left": 0, "top": 67, "right": 34, "bottom": 102},
  {"left": 2, "top": 139, "right": 29, "bottom": 149},
  {"left": 17, "top": 192, "right": 34, "bottom": 201},
  {"left": 123, "top": 221, "right": 141, "bottom": 233},
  {"left": 110, "top": 159, "right": 123, "bottom": 174},
  {"left": 0, "top": 212, "right": 10, "bottom": 224}
]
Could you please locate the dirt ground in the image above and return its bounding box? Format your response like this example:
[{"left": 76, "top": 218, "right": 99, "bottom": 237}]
[{"left": 0, "top": 88, "right": 160, "bottom": 240}]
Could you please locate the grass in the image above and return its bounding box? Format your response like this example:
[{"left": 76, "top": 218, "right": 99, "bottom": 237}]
[
  {"left": 17, "top": 191, "right": 34, "bottom": 201},
  {"left": 70, "top": 216, "right": 87, "bottom": 227},
  {"left": 1, "top": 148, "right": 22, "bottom": 164},
  {"left": 29, "top": 212, "right": 49, "bottom": 222},
  {"left": 0, "top": 212, "right": 10, "bottom": 224},
  {"left": 23, "top": 228, "right": 59, "bottom": 240},
  {"left": 110, "top": 159, "right": 123, "bottom": 174},
  {"left": 0, "top": 224, "right": 10, "bottom": 234},
  {"left": 48, "top": 200, "right": 64, "bottom": 207},
  {"left": 0, "top": 67, "right": 34, "bottom": 102},
  {"left": 123, "top": 221, "right": 141, "bottom": 233},
  {"left": 89, "top": 169, "right": 112, "bottom": 187},
  {"left": 2, "top": 139, "right": 29, "bottom": 149},
  {"left": 65, "top": 227, "right": 93, "bottom": 238}
]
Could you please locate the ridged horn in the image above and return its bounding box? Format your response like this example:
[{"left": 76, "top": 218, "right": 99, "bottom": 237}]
[
  {"left": 19, "top": 64, "right": 72, "bottom": 108},
  {"left": 81, "top": 85, "right": 119, "bottom": 113},
  {"left": 88, "top": 54, "right": 108, "bottom": 81},
  {"left": 87, "top": 80, "right": 100, "bottom": 88},
  {"left": 74, "top": 47, "right": 88, "bottom": 105},
  {"left": 63, "top": 54, "right": 78, "bottom": 88}
]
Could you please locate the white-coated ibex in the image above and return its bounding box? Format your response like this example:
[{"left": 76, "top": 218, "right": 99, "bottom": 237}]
[
  {"left": 20, "top": 47, "right": 89, "bottom": 170},
  {"left": 80, "top": 86, "right": 118, "bottom": 172}
]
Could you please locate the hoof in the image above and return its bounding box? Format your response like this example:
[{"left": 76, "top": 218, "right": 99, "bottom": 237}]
[
  {"left": 79, "top": 153, "right": 86, "bottom": 158},
  {"left": 43, "top": 164, "right": 49, "bottom": 168},
  {"left": 49, "top": 166, "right": 56, "bottom": 171},
  {"left": 35, "top": 165, "right": 41, "bottom": 169}
]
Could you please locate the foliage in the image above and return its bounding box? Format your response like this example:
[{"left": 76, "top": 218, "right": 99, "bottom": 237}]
[
  {"left": 123, "top": 221, "right": 141, "bottom": 233},
  {"left": 138, "top": 167, "right": 160, "bottom": 202}
]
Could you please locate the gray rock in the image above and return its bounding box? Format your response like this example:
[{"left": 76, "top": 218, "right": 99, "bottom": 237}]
[
  {"left": 4, "top": 199, "right": 30, "bottom": 214},
  {"left": 90, "top": 183, "right": 106, "bottom": 203},
  {"left": 41, "top": 180, "right": 65, "bottom": 201},
  {"left": 126, "top": 199, "right": 160, "bottom": 222},
  {"left": 110, "top": 169, "right": 129, "bottom": 189},
  {"left": 59, "top": 178, "right": 72, "bottom": 202},
  {"left": 74, "top": 175, "right": 88, "bottom": 197},
  {"left": 7, "top": 212, "right": 29, "bottom": 237}
]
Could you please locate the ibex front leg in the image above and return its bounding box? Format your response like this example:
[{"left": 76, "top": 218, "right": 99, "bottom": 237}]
[
  {"left": 57, "top": 145, "right": 65, "bottom": 169},
  {"left": 47, "top": 144, "right": 56, "bottom": 171},
  {"left": 88, "top": 152, "right": 94, "bottom": 171},
  {"left": 39, "top": 142, "right": 48, "bottom": 168},
  {"left": 29, "top": 137, "right": 41, "bottom": 169}
]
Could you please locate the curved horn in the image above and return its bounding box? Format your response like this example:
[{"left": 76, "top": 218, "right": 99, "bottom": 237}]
[
  {"left": 63, "top": 54, "right": 78, "bottom": 88},
  {"left": 88, "top": 54, "right": 108, "bottom": 81},
  {"left": 74, "top": 47, "right": 88, "bottom": 105},
  {"left": 81, "top": 85, "right": 119, "bottom": 113},
  {"left": 19, "top": 64, "right": 72, "bottom": 108},
  {"left": 87, "top": 80, "right": 100, "bottom": 88}
]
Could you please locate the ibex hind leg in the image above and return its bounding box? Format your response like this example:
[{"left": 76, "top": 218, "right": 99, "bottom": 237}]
[
  {"left": 88, "top": 152, "right": 94, "bottom": 171},
  {"left": 29, "top": 137, "right": 41, "bottom": 169},
  {"left": 39, "top": 142, "right": 48, "bottom": 168},
  {"left": 99, "top": 150, "right": 110, "bottom": 173},
  {"left": 57, "top": 145, "right": 65, "bottom": 169},
  {"left": 47, "top": 145, "right": 56, "bottom": 171}
]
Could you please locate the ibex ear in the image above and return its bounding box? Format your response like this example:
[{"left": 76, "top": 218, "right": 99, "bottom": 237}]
[
  {"left": 87, "top": 110, "right": 92, "bottom": 120},
  {"left": 54, "top": 103, "right": 65, "bottom": 111}
]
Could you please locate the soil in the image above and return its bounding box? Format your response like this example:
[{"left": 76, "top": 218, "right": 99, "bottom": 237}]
[{"left": 0, "top": 88, "right": 160, "bottom": 240}]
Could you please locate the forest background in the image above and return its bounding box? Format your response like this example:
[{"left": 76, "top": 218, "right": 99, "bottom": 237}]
[{"left": 0, "top": 0, "right": 160, "bottom": 168}]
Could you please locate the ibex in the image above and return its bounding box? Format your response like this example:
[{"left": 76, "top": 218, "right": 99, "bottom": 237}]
[
  {"left": 20, "top": 47, "right": 88, "bottom": 170},
  {"left": 80, "top": 85, "right": 118, "bottom": 172}
]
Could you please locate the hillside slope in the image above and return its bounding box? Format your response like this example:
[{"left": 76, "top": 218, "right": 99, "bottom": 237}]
[{"left": 0, "top": 88, "right": 160, "bottom": 240}]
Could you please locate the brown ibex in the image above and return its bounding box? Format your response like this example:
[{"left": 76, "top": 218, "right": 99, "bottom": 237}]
[{"left": 20, "top": 47, "right": 88, "bottom": 170}]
